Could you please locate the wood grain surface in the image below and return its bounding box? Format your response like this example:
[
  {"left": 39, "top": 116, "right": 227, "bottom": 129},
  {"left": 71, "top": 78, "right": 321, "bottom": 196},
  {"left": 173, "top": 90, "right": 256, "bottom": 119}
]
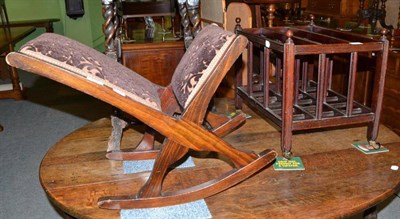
[
  {"left": 40, "top": 99, "right": 400, "bottom": 219},
  {"left": 121, "top": 41, "right": 185, "bottom": 86}
]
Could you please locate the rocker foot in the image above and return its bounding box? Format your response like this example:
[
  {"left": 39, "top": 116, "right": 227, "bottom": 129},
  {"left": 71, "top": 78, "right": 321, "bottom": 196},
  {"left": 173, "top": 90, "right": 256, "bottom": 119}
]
[{"left": 98, "top": 149, "right": 277, "bottom": 209}]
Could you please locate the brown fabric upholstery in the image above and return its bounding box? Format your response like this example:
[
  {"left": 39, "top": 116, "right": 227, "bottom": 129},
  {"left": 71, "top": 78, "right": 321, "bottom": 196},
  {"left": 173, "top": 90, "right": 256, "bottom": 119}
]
[
  {"left": 17, "top": 25, "right": 237, "bottom": 110},
  {"left": 18, "top": 33, "right": 162, "bottom": 110},
  {"left": 171, "top": 24, "right": 236, "bottom": 108}
]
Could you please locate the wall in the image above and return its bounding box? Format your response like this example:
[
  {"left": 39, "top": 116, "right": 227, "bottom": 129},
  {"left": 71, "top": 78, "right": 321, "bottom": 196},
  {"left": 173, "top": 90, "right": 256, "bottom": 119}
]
[
  {"left": 87, "top": 0, "right": 105, "bottom": 51},
  {"left": 6, "top": 0, "right": 61, "bottom": 21},
  {"left": 385, "top": 0, "right": 400, "bottom": 28},
  {"left": 5, "top": 0, "right": 105, "bottom": 50},
  {"left": 59, "top": 0, "right": 105, "bottom": 50},
  {"left": 6, "top": 0, "right": 62, "bottom": 46}
]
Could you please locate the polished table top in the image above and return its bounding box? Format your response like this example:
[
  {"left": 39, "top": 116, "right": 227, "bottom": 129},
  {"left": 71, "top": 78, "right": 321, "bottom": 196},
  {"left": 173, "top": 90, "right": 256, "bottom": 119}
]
[{"left": 39, "top": 100, "right": 400, "bottom": 218}]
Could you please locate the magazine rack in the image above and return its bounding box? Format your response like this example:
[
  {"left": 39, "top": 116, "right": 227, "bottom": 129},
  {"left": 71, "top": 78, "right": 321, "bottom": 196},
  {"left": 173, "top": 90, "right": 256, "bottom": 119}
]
[{"left": 235, "top": 20, "right": 389, "bottom": 158}]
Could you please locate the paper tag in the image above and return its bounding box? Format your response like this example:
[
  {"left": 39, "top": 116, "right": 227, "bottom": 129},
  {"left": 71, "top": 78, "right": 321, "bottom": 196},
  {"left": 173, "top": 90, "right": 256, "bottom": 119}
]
[
  {"left": 349, "top": 42, "right": 363, "bottom": 45},
  {"left": 265, "top": 40, "right": 270, "bottom": 48}
]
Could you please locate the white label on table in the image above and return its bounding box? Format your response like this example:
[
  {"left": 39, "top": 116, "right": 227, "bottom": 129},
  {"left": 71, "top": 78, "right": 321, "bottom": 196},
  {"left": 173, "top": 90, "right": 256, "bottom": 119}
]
[
  {"left": 265, "top": 40, "right": 270, "bottom": 48},
  {"left": 349, "top": 42, "right": 363, "bottom": 45}
]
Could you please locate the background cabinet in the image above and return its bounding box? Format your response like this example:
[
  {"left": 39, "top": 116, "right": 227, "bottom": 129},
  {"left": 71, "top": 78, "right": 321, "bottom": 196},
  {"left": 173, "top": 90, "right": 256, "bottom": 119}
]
[
  {"left": 305, "top": 0, "right": 359, "bottom": 25},
  {"left": 121, "top": 41, "right": 185, "bottom": 86}
]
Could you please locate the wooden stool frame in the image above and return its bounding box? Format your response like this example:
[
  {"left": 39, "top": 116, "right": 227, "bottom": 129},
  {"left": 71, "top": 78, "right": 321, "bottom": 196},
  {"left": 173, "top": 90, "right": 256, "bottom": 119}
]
[{"left": 6, "top": 25, "right": 277, "bottom": 209}]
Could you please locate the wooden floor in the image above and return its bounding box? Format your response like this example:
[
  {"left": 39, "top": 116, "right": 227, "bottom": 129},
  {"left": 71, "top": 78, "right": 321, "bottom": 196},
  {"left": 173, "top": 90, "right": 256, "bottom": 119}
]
[{"left": 39, "top": 99, "right": 400, "bottom": 218}]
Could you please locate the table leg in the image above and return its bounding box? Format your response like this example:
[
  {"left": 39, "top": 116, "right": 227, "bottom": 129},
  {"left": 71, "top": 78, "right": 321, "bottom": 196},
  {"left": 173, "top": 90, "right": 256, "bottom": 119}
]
[
  {"left": 281, "top": 33, "right": 295, "bottom": 157},
  {"left": 367, "top": 32, "right": 389, "bottom": 142},
  {"left": 62, "top": 212, "right": 76, "bottom": 219},
  {"left": 254, "top": 5, "right": 262, "bottom": 27},
  {"left": 45, "top": 23, "right": 54, "bottom": 33},
  {"left": 363, "top": 206, "right": 377, "bottom": 219}
]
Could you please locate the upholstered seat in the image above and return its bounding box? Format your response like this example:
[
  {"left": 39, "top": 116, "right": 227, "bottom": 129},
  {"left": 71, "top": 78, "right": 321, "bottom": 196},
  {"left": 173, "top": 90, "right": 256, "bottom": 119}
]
[{"left": 18, "top": 33, "right": 162, "bottom": 110}]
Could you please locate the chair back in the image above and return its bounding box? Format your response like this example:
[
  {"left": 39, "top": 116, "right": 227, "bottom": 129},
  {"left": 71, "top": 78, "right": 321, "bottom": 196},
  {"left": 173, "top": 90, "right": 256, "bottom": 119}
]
[{"left": 171, "top": 24, "right": 244, "bottom": 110}]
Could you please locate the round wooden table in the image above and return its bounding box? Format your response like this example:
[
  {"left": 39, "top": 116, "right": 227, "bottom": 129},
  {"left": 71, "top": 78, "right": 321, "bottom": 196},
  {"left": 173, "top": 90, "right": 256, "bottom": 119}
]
[{"left": 40, "top": 109, "right": 400, "bottom": 218}]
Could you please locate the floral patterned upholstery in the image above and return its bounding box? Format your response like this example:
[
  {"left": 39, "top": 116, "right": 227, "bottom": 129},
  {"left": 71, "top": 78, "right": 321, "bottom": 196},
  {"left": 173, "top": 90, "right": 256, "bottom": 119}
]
[
  {"left": 17, "top": 24, "right": 237, "bottom": 111},
  {"left": 171, "top": 24, "right": 236, "bottom": 109},
  {"left": 18, "top": 33, "right": 162, "bottom": 110}
]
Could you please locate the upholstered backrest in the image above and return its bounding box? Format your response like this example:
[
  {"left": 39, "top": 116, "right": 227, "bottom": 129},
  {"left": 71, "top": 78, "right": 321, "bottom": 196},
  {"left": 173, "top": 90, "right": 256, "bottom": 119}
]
[
  {"left": 17, "top": 33, "right": 162, "bottom": 110},
  {"left": 171, "top": 24, "right": 236, "bottom": 109}
]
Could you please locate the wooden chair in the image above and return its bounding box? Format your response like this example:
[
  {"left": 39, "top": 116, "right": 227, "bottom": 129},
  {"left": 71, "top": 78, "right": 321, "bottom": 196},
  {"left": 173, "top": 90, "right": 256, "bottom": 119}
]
[
  {"left": 6, "top": 24, "right": 277, "bottom": 209},
  {"left": 0, "top": 0, "right": 24, "bottom": 100}
]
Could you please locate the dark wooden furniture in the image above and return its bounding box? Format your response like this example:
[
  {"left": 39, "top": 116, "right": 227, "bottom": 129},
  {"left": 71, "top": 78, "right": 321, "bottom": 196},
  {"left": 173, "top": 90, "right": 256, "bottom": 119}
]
[
  {"left": 116, "top": 1, "right": 186, "bottom": 86},
  {"left": 306, "top": 0, "right": 359, "bottom": 26},
  {"left": 0, "top": 27, "right": 35, "bottom": 100},
  {"left": 121, "top": 40, "right": 185, "bottom": 86},
  {"left": 357, "top": 0, "right": 393, "bottom": 34},
  {"left": 117, "top": 0, "right": 175, "bottom": 18},
  {"left": 116, "top": 0, "right": 177, "bottom": 41},
  {"left": 381, "top": 7, "right": 400, "bottom": 135},
  {"left": 0, "top": 26, "right": 34, "bottom": 100},
  {"left": 226, "top": 0, "right": 302, "bottom": 27},
  {"left": 0, "top": 27, "right": 35, "bottom": 54},
  {"left": 235, "top": 23, "right": 389, "bottom": 157},
  {"left": 0, "top": 27, "right": 35, "bottom": 55},
  {"left": 381, "top": 37, "right": 400, "bottom": 135},
  {"left": 0, "top": 0, "right": 35, "bottom": 100},
  {"left": 7, "top": 25, "right": 277, "bottom": 209},
  {"left": 37, "top": 101, "right": 400, "bottom": 218},
  {"left": 7, "top": 18, "right": 59, "bottom": 33}
]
